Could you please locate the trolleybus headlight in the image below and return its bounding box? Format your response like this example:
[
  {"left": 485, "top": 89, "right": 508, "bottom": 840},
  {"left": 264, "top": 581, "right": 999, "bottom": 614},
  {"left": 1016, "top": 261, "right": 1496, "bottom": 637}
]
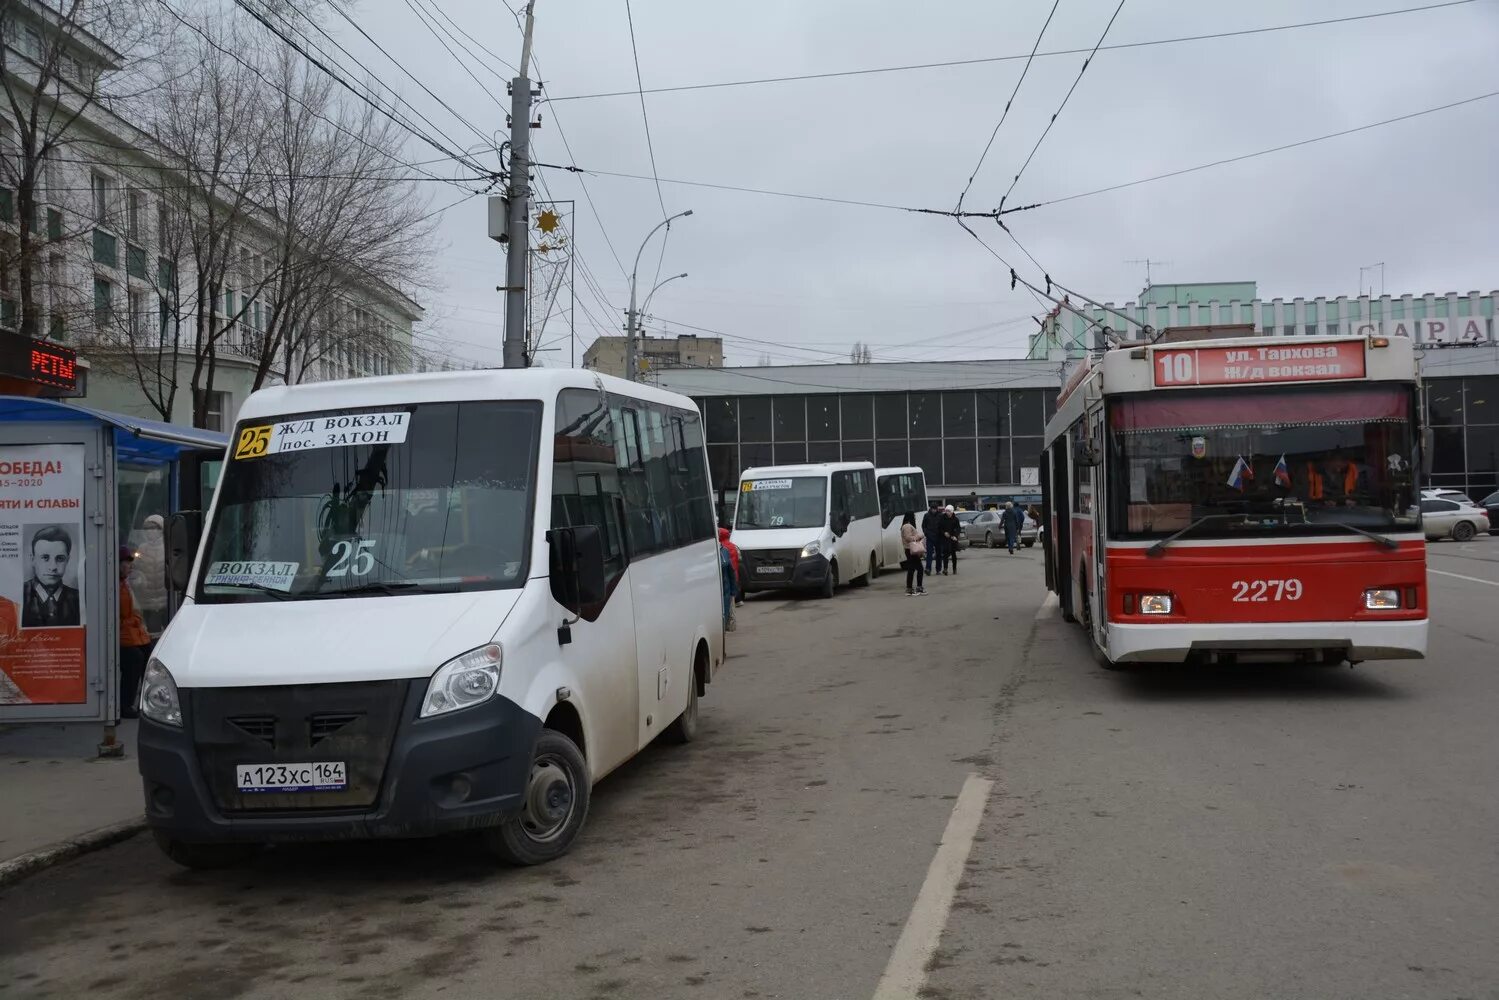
[
  {"left": 422, "top": 644, "right": 503, "bottom": 718},
  {"left": 140, "top": 659, "right": 183, "bottom": 727},
  {"left": 1138, "top": 593, "right": 1173, "bottom": 615},
  {"left": 1363, "top": 588, "right": 1401, "bottom": 610}
]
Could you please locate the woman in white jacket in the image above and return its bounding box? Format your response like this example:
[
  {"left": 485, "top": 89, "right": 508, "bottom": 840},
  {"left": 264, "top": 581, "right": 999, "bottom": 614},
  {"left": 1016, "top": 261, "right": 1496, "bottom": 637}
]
[{"left": 899, "top": 511, "right": 927, "bottom": 596}]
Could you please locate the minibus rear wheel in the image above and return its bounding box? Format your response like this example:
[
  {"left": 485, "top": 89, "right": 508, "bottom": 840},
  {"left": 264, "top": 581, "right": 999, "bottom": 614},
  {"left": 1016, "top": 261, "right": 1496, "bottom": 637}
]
[
  {"left": 153, "top": 831, "right": 261, "bottom": 870},
  {"left": 484, "top": 730, "right": 591, "bottom": 866}
]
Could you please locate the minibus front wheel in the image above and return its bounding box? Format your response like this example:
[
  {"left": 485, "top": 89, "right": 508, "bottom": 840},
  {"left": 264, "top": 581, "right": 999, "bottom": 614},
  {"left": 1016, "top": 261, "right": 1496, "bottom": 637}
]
[
  {"left": 484, "top": 729, "right": 591, "bottom": 866},
  {"left": 153, "top": 831, "right": 262, "bottom": 871}
]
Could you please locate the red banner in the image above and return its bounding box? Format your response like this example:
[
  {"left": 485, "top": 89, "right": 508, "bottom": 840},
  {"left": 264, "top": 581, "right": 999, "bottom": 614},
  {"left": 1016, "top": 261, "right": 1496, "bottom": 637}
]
[{"left": 1153, "top": 340, "right": 1366, "bottom": 388}]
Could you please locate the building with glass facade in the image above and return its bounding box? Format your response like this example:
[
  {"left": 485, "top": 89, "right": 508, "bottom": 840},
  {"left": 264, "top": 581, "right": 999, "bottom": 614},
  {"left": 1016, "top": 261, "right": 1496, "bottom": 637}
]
[{"left": 654, "top": 360, "right": 1060, "bottom": 504}]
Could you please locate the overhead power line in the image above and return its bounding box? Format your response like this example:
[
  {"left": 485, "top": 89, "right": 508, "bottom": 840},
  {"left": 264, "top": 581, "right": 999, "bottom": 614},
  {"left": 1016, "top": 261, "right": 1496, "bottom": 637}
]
[
  {"left": 999, "top": 0, "right": 1130, "bottom": 211},
  {"left": 548, "top": 1, "right": 1478, "bottom": 102},
  {"left": 535, "top": 86, "right": 1499, "bottom": 221},
  {"left": 622, "top": 0, "right": 668, "bottom": 221},
  {"left": 1002, "top": 88, "right": 1499, "bottom": 214},
  {"left": 954, "top": 0, "right": 1060, "bottom": 214}
]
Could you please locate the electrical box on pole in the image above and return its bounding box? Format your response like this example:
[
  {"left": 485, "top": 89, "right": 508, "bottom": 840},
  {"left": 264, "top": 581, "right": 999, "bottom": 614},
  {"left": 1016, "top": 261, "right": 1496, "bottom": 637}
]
[{"left": 487, "top": 196, "right": 511, "bottom": 243}]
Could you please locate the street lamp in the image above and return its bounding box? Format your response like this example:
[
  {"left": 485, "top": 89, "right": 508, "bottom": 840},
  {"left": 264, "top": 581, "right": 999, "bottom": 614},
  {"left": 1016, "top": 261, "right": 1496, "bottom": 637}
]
[
  {"left": 641, "top": 272, "right": 688, "bottom": 317},
  {"left": 625, "top": 210, "right": 692, "bottom": 381}
]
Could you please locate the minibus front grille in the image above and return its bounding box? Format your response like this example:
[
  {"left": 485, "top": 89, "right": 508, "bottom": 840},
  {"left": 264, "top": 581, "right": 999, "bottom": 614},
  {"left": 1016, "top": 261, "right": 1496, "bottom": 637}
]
[{"left": 188, "top": 681, "right": 407, "bottom": 813}]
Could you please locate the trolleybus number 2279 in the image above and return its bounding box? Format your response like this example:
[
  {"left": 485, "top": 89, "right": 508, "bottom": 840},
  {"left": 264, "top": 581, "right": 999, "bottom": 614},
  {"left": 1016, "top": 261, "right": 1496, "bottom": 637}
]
[{"left": 1230, "top": 579, "right": 1304, "bottom": 602}]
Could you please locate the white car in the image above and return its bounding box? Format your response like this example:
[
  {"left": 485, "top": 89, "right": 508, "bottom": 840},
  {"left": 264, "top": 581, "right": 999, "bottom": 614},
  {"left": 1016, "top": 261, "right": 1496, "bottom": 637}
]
[{"left": 1420, "top": 494, "right": 1490, "bottom": 541}]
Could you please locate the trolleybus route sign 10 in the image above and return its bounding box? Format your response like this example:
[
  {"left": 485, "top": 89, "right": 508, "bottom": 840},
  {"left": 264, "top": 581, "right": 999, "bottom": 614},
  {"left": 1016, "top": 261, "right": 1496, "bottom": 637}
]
[{"left": 1152, "top": 340, "right": 1366, "bottom": 388}]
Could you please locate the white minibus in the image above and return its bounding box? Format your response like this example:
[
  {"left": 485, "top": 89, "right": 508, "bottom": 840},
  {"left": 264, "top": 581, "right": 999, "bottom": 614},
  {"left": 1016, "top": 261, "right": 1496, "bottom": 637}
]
[
  {"left": 731, "top": 462, "right": 881, "bottom": 598},
  {"left": 138, "top": 370, "right": 723, "bottom": 868},
  {"left": 876, "top": 467, "right": 929, "bottom": 569}
]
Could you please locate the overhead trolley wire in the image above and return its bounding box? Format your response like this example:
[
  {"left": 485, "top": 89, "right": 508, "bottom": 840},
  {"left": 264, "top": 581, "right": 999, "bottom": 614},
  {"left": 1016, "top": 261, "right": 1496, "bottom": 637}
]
[
  {"left": 954, "top": 0, "right": 1060, "bottom": 214},
  {"left": 547, "top": 1, "right": 1478, "bottom": 102},
  {"left": 998, "top": 0, "right": 1130, "bottom": 212}
]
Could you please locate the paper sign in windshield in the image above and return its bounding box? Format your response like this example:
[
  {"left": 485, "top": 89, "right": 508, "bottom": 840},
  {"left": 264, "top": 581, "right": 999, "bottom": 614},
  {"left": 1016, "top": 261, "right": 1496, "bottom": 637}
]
[
  {"left": 204, "top": 561, "right": 298, "bottom": 591},
  {"left": 234, "top": 412, "right": 410, "bottom": 460},
  {"left": 745, "top": 479, "right": 792, "bottom": 491}
]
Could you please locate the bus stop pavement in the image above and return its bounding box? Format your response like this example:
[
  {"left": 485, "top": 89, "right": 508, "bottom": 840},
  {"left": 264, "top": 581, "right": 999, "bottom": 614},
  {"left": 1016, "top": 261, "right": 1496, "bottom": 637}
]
[{"left": 0, "top": 721, "right": 146, "bottom": 887}]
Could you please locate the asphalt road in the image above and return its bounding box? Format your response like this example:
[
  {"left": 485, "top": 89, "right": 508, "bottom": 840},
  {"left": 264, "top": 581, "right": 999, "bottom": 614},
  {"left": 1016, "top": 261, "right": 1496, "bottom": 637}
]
[{"left": 2, "top": 538, "right": 1496, "bottom": 1000}]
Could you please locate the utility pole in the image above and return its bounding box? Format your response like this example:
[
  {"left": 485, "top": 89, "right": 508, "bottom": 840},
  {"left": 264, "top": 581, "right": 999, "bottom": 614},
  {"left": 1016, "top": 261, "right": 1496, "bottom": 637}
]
[{"left": 502, "top": 1, "right": 538, "bottom": 369}]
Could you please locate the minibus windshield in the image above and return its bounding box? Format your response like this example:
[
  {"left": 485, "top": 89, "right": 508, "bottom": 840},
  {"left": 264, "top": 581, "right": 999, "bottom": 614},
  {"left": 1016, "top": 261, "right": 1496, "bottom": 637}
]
[
  {"left": 199, "top": 400, "right": 542, "bottom": 602},
  {"left": 735, "top": 476, "right": 828, "bottom": 530}
]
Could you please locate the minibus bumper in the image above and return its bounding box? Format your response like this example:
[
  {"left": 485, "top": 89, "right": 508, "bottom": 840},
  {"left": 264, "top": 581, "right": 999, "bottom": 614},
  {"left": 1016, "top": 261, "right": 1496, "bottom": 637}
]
[
  {"left": 1106, "top": 618, "right": 1428, "bottom": 663},
  {"left": 743, "top": 552, "right": 832, "bottom": 591},
  {"left": 138, "top": 681, "right": 540, "bottom": 843}
]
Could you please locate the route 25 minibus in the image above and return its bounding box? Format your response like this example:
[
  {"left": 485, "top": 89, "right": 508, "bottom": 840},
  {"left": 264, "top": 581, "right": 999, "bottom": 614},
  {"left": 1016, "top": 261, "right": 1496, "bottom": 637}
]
[
  {"left": 138, "top": 369, "right": 723, "bottom": 869},
  {"left": 731, "top": 462, "right": 881, "bottom": 597}
]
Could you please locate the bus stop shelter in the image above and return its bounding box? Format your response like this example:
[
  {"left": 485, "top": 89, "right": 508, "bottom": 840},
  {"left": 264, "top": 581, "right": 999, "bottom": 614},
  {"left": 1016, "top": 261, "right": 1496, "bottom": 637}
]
[{"left": 0, "top": 396, "right": 225, "bottom": 737}]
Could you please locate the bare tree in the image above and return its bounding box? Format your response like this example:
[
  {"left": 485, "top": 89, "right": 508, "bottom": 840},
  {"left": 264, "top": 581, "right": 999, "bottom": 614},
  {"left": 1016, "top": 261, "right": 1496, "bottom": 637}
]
[
  {"left": 848, "top": 341, "right": 872, "bottom": 364},
  {"left": 249, "top": 45, "right": 434, "bottom": 391},
  {"left": 0, "top": 0, "right": 156, "bottom": 339}
]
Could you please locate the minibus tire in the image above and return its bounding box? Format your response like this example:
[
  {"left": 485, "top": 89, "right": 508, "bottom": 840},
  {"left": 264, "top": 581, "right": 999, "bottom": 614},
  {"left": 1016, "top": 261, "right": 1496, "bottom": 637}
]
[
  {"left": 820, "top": 562, "right": 837, "bottom": 599},
  {"left": 484, "top": 730, "right": 591, "bottom": 866},
  {"left": 153, "top": 830, "right": 261, "bottom": 871},
  {"left": 852, "top": 555, "right": 874, "bottom": 587},
  {"left": 663, "top": 663, "right": 701, "bottom": 744}
]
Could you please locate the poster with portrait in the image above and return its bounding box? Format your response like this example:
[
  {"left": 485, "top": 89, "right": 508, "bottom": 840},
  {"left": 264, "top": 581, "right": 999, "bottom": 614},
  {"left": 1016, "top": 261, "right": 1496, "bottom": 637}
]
[{"left": 0, "top": 445, "right": 88, "bottom": 705}]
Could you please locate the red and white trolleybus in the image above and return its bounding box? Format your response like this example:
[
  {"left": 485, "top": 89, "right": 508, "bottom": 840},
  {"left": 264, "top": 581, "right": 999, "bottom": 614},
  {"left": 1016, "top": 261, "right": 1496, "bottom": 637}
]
[{"left": 1040, "top": 333, "right": 1427, "bottom": 667}]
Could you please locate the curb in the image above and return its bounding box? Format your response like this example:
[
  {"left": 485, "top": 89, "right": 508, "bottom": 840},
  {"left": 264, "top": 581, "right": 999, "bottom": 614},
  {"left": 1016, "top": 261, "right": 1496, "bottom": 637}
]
[{"left": 0, "top": 817, "right": 147, "bottom": 890}]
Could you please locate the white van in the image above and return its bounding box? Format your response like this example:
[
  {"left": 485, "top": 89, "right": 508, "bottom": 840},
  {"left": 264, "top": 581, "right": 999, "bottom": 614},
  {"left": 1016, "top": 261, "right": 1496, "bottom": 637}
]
[
  {"left": 876, "top": 467, "right": 929, "bottom": 569},
  {"left": 137, "top": 370, "right": 723, "bottom": 869},
  {"left": 731, "top": 462, "right": 881, "bottom": 598}
]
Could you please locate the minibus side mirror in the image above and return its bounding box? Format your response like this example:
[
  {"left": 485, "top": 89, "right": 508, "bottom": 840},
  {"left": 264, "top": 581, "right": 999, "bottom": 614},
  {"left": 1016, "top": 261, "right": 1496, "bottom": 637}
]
[
  {"left": 549, "top": 525, "right": 607, "bottom": 614},
  {"left": 832, "top": 512, "right": 851, "bottom": 536},
  {"left": 165, "top": 511, "right": 203, "bottom": 594}
]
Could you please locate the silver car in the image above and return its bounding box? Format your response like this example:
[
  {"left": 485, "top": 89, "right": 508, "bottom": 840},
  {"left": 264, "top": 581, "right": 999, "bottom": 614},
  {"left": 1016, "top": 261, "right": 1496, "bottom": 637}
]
[
  {"left": 1420, "top": 494, "right": 1490, "bottom": 541},
  {"left": 965, "top": 510, "right": 1038, "bottom": 548}
]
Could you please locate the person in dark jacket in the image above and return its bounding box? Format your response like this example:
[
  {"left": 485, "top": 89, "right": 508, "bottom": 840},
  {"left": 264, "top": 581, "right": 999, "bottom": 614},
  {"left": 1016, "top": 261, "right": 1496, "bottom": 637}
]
[
  {"left": 1001, "top": 501, "right": 1026, "bottom": 554},
  {"left": 938, "top": 505, "right": 961, "bottom": 575},
  {"left": 920, "top": 501, "right": 943, "bottom": 576}
]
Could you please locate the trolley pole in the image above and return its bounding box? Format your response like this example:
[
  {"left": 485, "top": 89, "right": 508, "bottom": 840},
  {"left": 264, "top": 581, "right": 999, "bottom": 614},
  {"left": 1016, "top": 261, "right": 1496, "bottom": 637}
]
[{"left": 502, "top": 2, "right": 538, "bottom": 369}]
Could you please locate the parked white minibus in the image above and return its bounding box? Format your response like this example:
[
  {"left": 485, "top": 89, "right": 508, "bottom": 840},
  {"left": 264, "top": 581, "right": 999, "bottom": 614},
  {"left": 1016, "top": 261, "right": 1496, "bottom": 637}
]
[
  {"left": 138, "top": 370, "right": 723, "bottom": 868},
  {"left": 731, "top": 462, "right": 881, "bottom": 597},
  {"left": 876, "top": 467, "right": 929, "bottom": 569}
]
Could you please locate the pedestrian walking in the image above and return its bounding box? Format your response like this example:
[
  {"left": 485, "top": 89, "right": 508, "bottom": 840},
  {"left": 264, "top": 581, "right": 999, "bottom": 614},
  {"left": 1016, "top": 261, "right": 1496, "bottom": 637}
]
[
  {"left": 718, "top": 541, "right": 738, "bottom": 632},
  {"left": 118, "top": 545, "right": 152, "bottom": 718},
  {"left": 1002, "top": 500, "right": 1026, "bottom": 554},
  {"left": 939, "top": 505, "right": 961, "bottom": 575},
  {"left": 719, "top": 524, "right": 744, "bottom": 607},
  {"left": 920, "top": 500, "right": 943, "bottom": 576},
  {"left": 899, "top": 512, "right": 927, "bottom": 596}
]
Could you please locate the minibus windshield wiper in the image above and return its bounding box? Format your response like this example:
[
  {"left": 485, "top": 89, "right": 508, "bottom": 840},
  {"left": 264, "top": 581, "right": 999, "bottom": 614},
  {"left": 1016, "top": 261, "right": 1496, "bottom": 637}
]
[
  {"left": 1302, "top": 520, "right": 1399, "bottom": 549},
  {"left": 205, "top": 582, "right": 293, "bottom": 600},
  {"left": 1146, "top": 514, "right": 1243, "bottom": 558},
  {"left": 315, "top": 581, "right": 460, "bottom": 597}
]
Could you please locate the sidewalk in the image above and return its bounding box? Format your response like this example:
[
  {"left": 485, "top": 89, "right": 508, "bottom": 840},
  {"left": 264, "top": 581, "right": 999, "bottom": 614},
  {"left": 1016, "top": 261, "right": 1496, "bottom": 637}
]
[{"left": 0, "top": 721, "right": 147, "bottom": 885}]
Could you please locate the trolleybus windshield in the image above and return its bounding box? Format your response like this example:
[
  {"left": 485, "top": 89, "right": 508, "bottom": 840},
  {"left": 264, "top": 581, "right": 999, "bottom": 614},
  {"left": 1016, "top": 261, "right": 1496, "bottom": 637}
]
[{"left": 1107, "top": 383, "right": 1419, "bottom": 541}]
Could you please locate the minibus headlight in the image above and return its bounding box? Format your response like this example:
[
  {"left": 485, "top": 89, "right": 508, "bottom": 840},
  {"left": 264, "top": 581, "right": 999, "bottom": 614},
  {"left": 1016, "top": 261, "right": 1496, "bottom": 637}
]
[
  {"left": 1364, "top": 588, "right": 1400, "bottom": 610},
  {"left": 800, "top": 540, "right": 822, "bottom": 559},
  {"left": 1139, "top": 593, "right": 1173, "bottom": 615},
  {"left": 140, "top": 659, "right": 183, "bottom": 727},
  {"left": 421, "top": 644, "right": 503, "bottom": 718}
]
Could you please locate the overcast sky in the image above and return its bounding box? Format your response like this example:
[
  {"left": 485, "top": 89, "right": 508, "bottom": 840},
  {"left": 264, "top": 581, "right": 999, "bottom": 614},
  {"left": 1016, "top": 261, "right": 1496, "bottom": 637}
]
[{"left": 326, "top": 0, "right": 1499, "bottom": 368}]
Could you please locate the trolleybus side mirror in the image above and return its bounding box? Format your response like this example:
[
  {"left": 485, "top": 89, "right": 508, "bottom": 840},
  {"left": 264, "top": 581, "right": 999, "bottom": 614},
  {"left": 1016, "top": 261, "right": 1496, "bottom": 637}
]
[
  {"left": 165, "top": 511, "right": 203, "bottom": 594},
  {"left": 548, "top": 525, "right": 607, "bottom": 614}
]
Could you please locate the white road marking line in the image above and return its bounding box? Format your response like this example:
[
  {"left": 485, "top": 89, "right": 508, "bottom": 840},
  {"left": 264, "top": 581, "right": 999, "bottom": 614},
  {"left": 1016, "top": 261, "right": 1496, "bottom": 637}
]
[
  {"left": 1429, "top": 568, "right": 1499, "bottom": 587},
  {"left": 1035, "top": 593, "right": 1059, "bottom": 619},
  {"left": 872, "top": 773, "right": 994, "bottom": 1000}
]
